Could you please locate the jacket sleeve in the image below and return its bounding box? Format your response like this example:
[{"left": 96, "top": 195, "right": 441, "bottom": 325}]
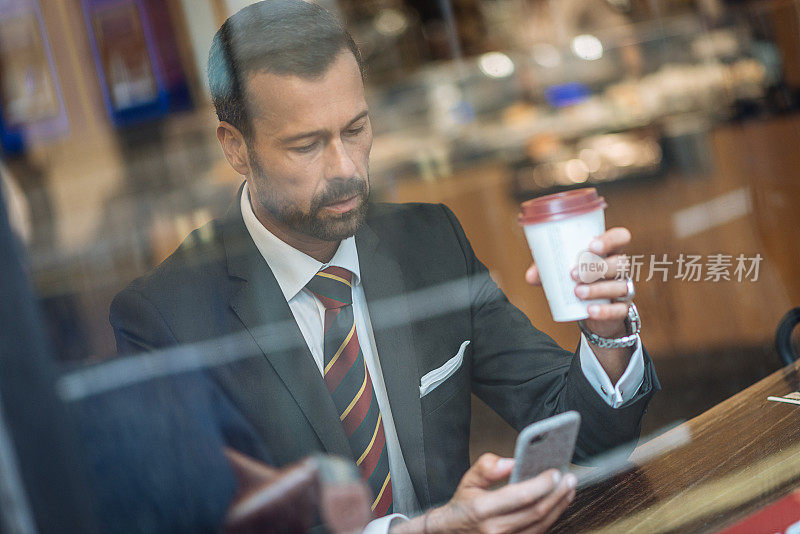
[
  {"left": 109, "top": 286, "right": 181, "bottom": 355},
  {"left": 438, "top": 204, "right": 660, "bottom": 462}
]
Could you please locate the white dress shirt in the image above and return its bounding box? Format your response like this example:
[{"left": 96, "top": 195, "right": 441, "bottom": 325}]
[{"left": 240, "top": 184, "right": 645, "bottom": 532}]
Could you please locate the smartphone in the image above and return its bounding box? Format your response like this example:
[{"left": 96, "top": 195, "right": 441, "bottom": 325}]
[{"left": 509, "top": 411, "right": 581, "bottom": 484}]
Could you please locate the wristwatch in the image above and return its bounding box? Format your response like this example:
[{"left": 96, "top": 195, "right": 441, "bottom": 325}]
[{"left": 578, "top": 303, "right": 641, "bottom": 348}]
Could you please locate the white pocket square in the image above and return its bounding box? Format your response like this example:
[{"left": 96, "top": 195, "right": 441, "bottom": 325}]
[{"left": 419, "top": 340, "right": 470, "bottom": 398}]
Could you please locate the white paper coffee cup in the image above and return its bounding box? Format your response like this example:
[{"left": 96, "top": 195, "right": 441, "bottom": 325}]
[{"left": 519, "top": 188, "right": 609, "bottom": 322}]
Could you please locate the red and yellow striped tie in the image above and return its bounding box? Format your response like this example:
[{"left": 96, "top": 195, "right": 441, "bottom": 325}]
[{"left": 306, "top": 266, "right": 393, "bottom": 517}]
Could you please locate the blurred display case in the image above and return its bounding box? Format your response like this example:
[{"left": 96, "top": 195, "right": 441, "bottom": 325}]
[
  {"left": 364, "top": 1, "right": 798, "bottom": 362},
  {"left": 5, "top": 0, "right": 798, "bottom": 363},
  {"left": 366, "top": 8, "right": 776, "bottom": 196}
]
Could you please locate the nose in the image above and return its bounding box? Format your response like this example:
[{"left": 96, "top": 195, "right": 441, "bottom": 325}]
[{"left": 324, "top": 137, "right": 357, "bottom": 180}]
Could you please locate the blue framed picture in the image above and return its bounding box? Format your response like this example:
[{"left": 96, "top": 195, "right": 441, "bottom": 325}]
[
  {"left": 0, "top": 0, "right": 69, "bottom": 154},
  {"left": 82, "top": 0, "right": 191, "bottom": 127}
]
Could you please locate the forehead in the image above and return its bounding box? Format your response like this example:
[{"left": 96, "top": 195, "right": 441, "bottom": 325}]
[{"left": 245, "top": 51, "right": 367, "bottom": 137}]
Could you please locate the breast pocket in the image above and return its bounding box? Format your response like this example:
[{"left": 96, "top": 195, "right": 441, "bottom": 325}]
[{"left": 420, "top": 340, "right": 470, "bottom": 415}]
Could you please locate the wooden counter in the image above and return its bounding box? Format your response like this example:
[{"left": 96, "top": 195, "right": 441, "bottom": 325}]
[{"left": 554, "top": 359, "right": 800, "bottom": 533}]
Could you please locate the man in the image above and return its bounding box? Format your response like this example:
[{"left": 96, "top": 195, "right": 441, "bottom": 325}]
[{"left": 111, "top": 1, "right": 659, "bottom": 532}]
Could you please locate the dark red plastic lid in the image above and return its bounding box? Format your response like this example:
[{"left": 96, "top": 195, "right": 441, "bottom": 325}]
[{"left": 518, "top": 188, "right": 607, "bottom": 225}]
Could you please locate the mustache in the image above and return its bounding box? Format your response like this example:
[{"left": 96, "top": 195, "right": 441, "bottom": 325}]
[{"left": 312, "top": 178, "right": 368, "bottom": 210}]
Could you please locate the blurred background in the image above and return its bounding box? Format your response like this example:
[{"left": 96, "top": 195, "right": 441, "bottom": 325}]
[{"left": 2, "top": 0, "right": 800, "bottom": 460}]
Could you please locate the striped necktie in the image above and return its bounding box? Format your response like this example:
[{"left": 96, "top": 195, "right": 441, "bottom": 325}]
[{"left": 305, "top": 266, "right": 394, "bottom": 517}]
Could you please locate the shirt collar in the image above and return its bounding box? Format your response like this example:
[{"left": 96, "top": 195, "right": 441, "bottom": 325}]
[{"left": 240, "top": 182, "right": 361, "bottom": 302}]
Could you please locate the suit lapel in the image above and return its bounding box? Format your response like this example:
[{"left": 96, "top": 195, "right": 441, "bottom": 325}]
[
  {"left": 217, "top": 194, "right": 352, "bottom": 459},
  {"left": 356, "top": 220, "right": 431, "bottom": 508}
]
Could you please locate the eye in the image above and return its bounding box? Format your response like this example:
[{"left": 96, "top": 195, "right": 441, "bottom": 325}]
[
  {"left": 291, "top": 142, "right": 318, "bottom": 153},
  {"left": 345, "top": 124, "right": 366, "bottom": 136}
]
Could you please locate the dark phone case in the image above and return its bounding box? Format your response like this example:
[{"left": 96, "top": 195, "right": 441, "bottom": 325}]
[{"left": 510, "top": 411, "right": 581, "bottom": 483}]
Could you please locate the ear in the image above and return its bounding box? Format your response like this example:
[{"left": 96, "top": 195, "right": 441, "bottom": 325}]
[{"left": 216, "top": 121, "right": 251, "bottom": 176}]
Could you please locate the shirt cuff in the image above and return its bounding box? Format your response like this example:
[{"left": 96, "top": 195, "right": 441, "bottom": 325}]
[
  {"left": 362, "top": 513, "right": 409, "bottom": 534},
  {"left": 578, "top": 333, "right": 644, "bottom": 408}
]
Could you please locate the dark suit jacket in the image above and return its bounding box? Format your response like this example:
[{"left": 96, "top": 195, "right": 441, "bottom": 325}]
[
  {"left": 110, "top": 190, "right": 659, "bottom": 509},
  {"left": 72, "top": 370, "right": 272, "bottom": 534},
  {"left": 0, "top": 188, "right": 97, "bottom": 534}
]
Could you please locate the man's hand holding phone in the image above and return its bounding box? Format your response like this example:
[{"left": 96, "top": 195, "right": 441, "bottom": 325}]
[{"left": 392, "top": 453, "right": 576, "bottom": 534}]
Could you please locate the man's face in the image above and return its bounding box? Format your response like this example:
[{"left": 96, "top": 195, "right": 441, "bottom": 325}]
[{"left": 243, "top": 50, "right": 372, "bottom": 242}]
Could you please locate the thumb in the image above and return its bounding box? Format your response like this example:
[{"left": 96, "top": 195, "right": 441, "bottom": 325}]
[
  {"left": 459, "top": 454, "right": 515, "bottom": 490},
  {"left": 525, "top": 264, "right": 541, "bottom": 285}
]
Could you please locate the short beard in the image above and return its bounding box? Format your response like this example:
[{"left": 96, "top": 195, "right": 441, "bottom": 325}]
[{"left": 249, "top": 153, "right": 369, "bottom": 242}]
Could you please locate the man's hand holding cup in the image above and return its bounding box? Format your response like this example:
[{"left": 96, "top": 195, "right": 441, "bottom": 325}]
[
  {"left": 518, "top": 189, "right": 638, "bottom": 382},
  {"left": 525, "top": 227, "right": 634, "bottom": 338}
]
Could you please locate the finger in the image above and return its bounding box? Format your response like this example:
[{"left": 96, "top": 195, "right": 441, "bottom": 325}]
[
  {"left": 572, "top": 255, "right": 630, "bottom": 282},
  {"left": 589, "top": 227, "right": 631, "bottom": 256},
  {"left": 521, "top": 485, "right": 575, "bottom": 534},
  {"left": 525, "top": 264, "right": 541, "bottom": 286},
  {"left": 471, "top": 469, "right": 561, "bottom": 519},
  {"left": 482, "top": 473, "right": 576, "bottom": 534},
  {"left": 459, "top": 454, "right": 516, "bottom": 491},
  {"left": 587, "top": 302, "right": 629, "bottom": 321},
  {"left": 224, "top": 447, "right": 279, "bottom": 488},
  {"left": 603, "top": 254, "right": 630, "bottom": 280},
  {"left": 575, "top": 280, "right": 632, "bottom": 301}
]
